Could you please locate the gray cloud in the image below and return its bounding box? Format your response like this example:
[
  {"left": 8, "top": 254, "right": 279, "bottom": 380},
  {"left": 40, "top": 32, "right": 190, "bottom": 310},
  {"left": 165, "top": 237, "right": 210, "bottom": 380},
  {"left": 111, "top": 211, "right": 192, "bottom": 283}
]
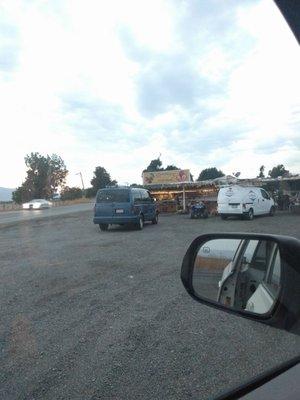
[
  {"left": 136, "top": 57, "right": 219, "bottom": 117},
  {"left": 173, "top": 0, "right": 257, "bottom": 44},
  {"left": 118, "top": 0, "right": 256, "bottom": 119},
  {"left": 61, "top": 94, "right": 144, "bottom": 148},
  {"left": 254, "top": 139, "right": 288, "bottom": 155}
]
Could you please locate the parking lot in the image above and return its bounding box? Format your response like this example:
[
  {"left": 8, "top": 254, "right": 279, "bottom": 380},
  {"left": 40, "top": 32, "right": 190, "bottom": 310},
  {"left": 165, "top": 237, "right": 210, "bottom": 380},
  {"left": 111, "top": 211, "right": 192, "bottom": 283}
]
[{"left": 1, "top": 211, "right": 300, "bottom": 400}]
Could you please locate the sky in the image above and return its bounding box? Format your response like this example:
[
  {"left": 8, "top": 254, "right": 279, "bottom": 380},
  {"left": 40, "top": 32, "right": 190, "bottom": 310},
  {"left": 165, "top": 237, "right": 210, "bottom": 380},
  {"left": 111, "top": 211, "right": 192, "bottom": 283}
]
[{"left": 0, "top": 0, "right": 299, "bottom": 189}]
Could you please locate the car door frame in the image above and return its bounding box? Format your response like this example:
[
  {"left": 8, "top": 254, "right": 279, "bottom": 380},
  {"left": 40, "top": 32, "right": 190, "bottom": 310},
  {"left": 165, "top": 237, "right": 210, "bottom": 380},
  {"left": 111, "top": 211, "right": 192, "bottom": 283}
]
[
  {"left": 131, "top": 189, "right": 142, "bottom": 215},
  {"left": 139, "top": 189, "right": 153, "bottom": 220},
  {"left": 260, "top": 188, "right": 272, "bottom": 214},
  {"left": 147, "top": 190, "right": 156, "bottom": 219}
]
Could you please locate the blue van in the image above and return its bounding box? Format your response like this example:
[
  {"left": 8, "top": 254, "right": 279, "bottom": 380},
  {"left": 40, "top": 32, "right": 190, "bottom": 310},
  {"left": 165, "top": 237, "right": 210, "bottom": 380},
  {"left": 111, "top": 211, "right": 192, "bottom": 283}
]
[{"left": 93, "top": 186, "right": 158, "bottom": 231}]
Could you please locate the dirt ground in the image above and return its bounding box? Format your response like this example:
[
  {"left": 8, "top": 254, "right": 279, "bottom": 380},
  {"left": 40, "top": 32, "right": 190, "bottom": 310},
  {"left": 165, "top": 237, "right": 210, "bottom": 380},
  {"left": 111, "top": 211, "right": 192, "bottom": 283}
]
[{"left": 1, "top": 211, "right": 299, "bottom": 400}]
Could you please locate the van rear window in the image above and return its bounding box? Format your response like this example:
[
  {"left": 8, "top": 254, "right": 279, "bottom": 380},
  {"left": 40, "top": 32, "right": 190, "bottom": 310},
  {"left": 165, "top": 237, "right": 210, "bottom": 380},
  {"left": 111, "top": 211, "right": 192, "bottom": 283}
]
[{"left": 96, "top": 189, "right": 130, "bottom": 203}]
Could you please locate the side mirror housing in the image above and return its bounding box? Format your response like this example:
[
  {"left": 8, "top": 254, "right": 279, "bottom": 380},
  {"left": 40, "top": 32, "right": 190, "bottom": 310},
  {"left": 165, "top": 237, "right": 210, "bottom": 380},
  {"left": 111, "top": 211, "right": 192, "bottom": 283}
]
[{"left": 181, "top": 233, "right": 300, "bottom": 333}]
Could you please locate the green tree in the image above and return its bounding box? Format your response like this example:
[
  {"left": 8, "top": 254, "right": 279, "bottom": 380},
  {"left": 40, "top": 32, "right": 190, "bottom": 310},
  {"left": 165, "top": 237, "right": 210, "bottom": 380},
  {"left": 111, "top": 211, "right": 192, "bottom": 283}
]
[
  {"left": 130, "top": 183, "right": 145, "bottom": 188},
  {"left": 60, "top": 186, "right": 83, "bottom": 201},
  {"left": 12, "top": 183, "right": 33, "bottom": 204},
  {"left": 258, "top": 165, "right": 265, "bottom": 178},
  {"left": 164, "top": 164, "right": 179, "bottom": 171},
  {"left": 12, "top": 153, "right": 68, "bottom": 203},
  {"left": 268, "top": 164, "right": 289, "bottom": 178},
  {"left": 197, "top": 167, "right": 225, "bottom": 181},
  {"left": 143, "top": 158, "right": 163, "bottom": 172},
  {"left": 90, "top": 166, "right": 117, "bottom": 195}
]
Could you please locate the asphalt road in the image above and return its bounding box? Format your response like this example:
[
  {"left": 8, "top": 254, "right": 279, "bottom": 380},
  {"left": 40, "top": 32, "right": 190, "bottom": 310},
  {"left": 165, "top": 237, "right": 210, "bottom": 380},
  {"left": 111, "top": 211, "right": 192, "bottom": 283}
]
[
  {"left": 1, "top": 211, "right": 300, "bottom": 399},
  {"left": 0, "top": 203, "right": 93, "bottom": 226}
]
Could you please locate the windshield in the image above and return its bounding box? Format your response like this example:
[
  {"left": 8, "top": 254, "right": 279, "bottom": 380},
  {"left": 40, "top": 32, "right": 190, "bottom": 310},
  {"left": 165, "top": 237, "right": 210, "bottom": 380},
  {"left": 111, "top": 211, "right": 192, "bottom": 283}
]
[{"left": 0, "top": 1, "right": 299, "bottom": 400}]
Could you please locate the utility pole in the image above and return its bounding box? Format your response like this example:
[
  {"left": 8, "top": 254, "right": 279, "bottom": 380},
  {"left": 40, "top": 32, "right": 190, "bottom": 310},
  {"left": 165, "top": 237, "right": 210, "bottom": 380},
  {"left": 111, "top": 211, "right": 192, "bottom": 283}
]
[{"left": 76, "top": 172, "right": 85, "bottom": 195}]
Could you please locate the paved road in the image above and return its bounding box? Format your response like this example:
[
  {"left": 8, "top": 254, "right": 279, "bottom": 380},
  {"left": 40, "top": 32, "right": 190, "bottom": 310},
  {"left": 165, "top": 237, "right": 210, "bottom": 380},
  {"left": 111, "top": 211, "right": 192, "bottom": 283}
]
[
  {"left": 0, "top": 211, "right": 299, "bottom": 399},
  {"left": 0, "top": 203, "right": 93, "bottom": 225}
]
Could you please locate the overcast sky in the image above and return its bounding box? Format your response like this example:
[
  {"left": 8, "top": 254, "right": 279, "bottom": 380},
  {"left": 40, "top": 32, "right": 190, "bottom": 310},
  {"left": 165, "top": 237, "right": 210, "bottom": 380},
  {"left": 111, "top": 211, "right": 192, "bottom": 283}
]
[{"left": 0, "top": 0, "right": 299, "bottom": 188}]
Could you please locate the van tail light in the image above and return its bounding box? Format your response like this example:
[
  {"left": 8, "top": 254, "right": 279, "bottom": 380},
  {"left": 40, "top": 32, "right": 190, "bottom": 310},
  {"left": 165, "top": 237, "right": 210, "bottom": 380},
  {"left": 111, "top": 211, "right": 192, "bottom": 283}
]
[
  {"left": 242, "top": 203, "right": 246, "bottom": 209},
  {"left": 93, "top": 204, "right": 96, "bottom": 213}
]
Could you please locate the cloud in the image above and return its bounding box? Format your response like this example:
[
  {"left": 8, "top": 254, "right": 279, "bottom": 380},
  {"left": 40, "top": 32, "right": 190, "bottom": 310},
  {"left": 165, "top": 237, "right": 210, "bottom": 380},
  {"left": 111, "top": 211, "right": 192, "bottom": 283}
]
[
  {"left": 0, "top": 0, "right": 299, "bottom": 188},
  {"left": 136, "top": 57, "right": 218, "bottom": 117}
]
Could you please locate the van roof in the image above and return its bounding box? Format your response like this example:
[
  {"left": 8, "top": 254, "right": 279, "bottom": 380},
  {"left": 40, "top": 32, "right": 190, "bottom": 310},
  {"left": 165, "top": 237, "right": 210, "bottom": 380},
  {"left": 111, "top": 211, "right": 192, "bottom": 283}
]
[
  {"left": 101, "top": 186, "right": 129, "bottom": 189},
  {"left": 99, "top": 186, "right": 146, "bottom": 190}
]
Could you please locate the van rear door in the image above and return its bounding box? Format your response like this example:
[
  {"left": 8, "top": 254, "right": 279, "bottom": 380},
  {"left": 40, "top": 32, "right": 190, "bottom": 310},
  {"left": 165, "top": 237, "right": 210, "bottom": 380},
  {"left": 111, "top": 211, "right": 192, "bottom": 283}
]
[
  {"left": 110, "top": 189, "right": 131, "bottom": 217},
  {"left": 95, "top": 189, "right": 114, "bottom": 217},
  {"left": 95, "top": 188, "right": 131, "bottom": 217},
  {"left": 224, "top": 187, "right": 242, "bottom": 212}
]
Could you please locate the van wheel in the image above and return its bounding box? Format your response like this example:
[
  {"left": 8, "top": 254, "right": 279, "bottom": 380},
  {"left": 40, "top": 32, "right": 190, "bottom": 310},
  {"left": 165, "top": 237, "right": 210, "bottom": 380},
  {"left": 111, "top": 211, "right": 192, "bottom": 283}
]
[
  {"left": 220, "top": 214, "right": 227, "bottom": 220},
  {"left": 99, "top": 224, "right": 109, "bottom": 231},
  {"left": 152, "top": 213, "right": 158, "bottom": 224},
  {"left": 246, "top": 209, "right": 254, "bottom": 220},
  {"left": 269, "top": 206, "right": 275, "bottom": 216},
  {"left": 137, "top": 216, "right": 144, "bottom": 230}
]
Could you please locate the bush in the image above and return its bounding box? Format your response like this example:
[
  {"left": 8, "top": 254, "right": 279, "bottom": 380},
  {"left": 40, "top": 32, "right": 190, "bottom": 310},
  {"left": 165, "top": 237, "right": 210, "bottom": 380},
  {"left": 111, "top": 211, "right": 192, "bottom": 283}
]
[
  {"left": 60, "top": 186, "right": 83, "bottom": 201},
  {"left": 85, "top": 187, "right": 97, "bottom": 198}
]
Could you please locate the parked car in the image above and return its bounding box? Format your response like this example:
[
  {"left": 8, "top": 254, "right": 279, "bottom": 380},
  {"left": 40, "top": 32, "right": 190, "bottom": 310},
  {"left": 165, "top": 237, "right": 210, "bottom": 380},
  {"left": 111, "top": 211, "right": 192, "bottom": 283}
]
[
  {"left": 218, "top": 185, "right": 275, "bottom": 220},
  {"left": 93, "top": 186, "right": 158, "bottom": 231},
  {"left": 52, "top": 193, "right": 61, "bottom": 201},
  {"left": 22, "top": 199, "right": 52, "bottom": 210}
]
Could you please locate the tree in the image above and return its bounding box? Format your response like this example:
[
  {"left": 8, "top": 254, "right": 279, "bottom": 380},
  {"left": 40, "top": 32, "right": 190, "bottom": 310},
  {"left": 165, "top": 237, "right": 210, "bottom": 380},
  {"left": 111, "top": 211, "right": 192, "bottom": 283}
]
[
  {"left": 90, "top": 166, "right": 117, "bottom": 195},
  {"left": 197, "top": 167, "right": 225, "bottom": 181},
  {"left": 258, "top": 165, "right": 265, "bottom": 178},
  {"left": 268, "top": 164, "right": 289, "bottom": 178},
  {"left": 130, "top": 183, "right": 145, "bottom": 188},
  {"left": 85, "top": 187, "right": 96, "bottom": 198},
  {"left": 143, "top": 158, "right": 163, "bottom": 172},
  {"left": 60, "top": 186, "right": 83, "bottom": 201},
  {"left": 12, "top": 152, "right": 68, "bottom": 203},
  {"left": 164, "top": 164, "right": 179, "bottom": 171},
  {"left": 12, "top": 183, "right": 33, "bottom": 204}
]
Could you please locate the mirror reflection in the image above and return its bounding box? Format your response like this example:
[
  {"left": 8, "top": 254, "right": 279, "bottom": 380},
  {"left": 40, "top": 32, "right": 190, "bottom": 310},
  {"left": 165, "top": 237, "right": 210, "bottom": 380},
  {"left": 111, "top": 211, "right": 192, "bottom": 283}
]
[{"left": 193, "top": 238, "right": 281, "bottom": 315}]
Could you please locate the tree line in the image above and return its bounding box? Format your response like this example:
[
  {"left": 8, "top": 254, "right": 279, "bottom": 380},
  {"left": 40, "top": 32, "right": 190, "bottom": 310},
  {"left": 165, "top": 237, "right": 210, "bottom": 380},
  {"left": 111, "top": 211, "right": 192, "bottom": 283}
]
[
  {"left": 12, "top": 153, "right": 119, "bottom": 203},
  {"left": 12, "top": 153, "right": 292, "bottom": 203},
  {"left": 142, "top": 158, "right": 291, "bottom": 180}
]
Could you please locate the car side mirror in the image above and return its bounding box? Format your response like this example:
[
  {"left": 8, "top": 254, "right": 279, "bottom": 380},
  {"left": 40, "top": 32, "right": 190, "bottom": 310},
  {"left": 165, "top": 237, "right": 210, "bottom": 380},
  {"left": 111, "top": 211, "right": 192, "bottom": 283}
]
[{"left": 181, "top": 233, "right": 300, "bottom": 334}]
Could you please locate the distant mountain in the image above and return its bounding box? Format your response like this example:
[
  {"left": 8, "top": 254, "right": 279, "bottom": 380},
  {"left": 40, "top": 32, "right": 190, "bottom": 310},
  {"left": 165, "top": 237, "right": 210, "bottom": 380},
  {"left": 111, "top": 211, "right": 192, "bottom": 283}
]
[{"left": 0, "top": 187, "right": 15, "bottom": 201}]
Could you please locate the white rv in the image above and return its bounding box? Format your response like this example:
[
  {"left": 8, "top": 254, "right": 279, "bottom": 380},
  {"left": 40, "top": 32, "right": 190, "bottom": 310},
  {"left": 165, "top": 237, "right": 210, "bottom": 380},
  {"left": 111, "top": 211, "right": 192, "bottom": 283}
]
[{"left": 217, "top": 186, "right": 275, "bottom": 220}]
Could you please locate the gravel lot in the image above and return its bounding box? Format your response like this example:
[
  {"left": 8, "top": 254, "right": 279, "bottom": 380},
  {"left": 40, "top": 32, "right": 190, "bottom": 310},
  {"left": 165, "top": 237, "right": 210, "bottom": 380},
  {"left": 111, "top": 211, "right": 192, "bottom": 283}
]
[{"left": 1, "top": 211, "right": 300, "bottom": 400}]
